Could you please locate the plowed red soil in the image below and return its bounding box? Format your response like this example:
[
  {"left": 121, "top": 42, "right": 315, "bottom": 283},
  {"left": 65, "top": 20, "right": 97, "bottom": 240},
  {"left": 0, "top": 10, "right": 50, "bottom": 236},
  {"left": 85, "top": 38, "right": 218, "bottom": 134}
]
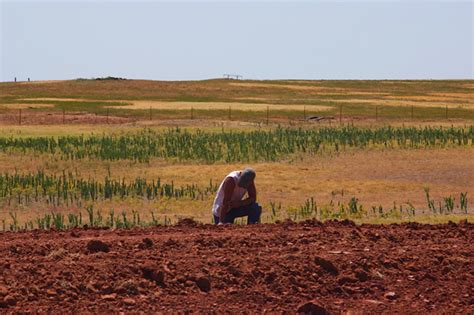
[{"left": 1, "top": 220, "right": 473, "bottom": 313}]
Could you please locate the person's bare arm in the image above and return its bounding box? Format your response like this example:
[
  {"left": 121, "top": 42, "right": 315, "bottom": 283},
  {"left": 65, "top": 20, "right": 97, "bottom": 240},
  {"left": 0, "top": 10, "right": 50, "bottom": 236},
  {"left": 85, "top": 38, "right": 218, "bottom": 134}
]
[
  {"left": 230, "top": 182, "right": 256, "bottom": 208},
  {"left": 219, "top": 177, "right": 236, "bottom": 220}
]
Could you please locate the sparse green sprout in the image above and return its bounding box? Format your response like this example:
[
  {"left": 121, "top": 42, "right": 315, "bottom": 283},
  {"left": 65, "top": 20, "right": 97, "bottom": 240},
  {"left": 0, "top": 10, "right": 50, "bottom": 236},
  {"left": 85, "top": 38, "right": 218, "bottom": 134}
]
[
  {"left": 406, "top": 202, "right": 416, "bottom": 216},
  {"left": 9, "top": 212, "right": 18, "bottom": 232},
  {"left": 460, "top": 192, "right": 468, "bottom": 213},
  {"left": 444, "top": 196, "right": 455, "bottom": 213},
  {"left": 424, "top": 188, "right": 436, "bottom": 214},
  {"left": 108, "top": 209, "right": 115, "bottom": 228},
  {"left": 86, "top": 205, "right": 94, "bottom": 227}
]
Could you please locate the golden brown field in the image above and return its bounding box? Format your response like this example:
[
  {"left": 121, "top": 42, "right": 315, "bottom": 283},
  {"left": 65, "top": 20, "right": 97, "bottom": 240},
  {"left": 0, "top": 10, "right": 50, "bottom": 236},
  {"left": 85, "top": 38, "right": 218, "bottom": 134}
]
[
  {"left": 0, "top": 79, "right": 473, "bottom": 228},
  {"left": 1, "top": 79, "right": 473, "bottom": 124}
]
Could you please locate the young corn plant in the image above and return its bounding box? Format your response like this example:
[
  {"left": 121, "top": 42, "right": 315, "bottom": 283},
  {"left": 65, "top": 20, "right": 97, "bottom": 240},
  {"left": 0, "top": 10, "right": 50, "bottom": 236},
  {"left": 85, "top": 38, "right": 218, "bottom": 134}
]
[
  {"left": 299, "top": 198, "right": 317, "bottom": 219},
  {"left": 68, "top": 213, "right": 79, "bottom": 228},
  {"left": 150, "top": 210, "right": 159, "bottom": 226},
  {"left": 52, "top": 212, "right": 65, "bottom": 230},
  {"left": 460, "top": 192, "right": 468, "bottom": 213},
  {"left": 424, "top": 188, "right": 436, "bottom": 214},
  {"left": 406, "top": 201, "right": 416, "bottom": 216},
  {"left": 9, "top": 212, "right": 18, "bottom": 232},
  {"left": 444, "top": 196, "right": 455, "bottom": 214},
  {"left": 107, "top": 210, "right": 115, "bottom": 228},
  {"left": 121, "top": 210, "right": 130, "bottom": 228},
  {"left": 371, "top": 205, "right": 386, "bottom": 218},
  {"left": 86, "top": 205, "right": 94, "bottom": 227},
  {"left": 94, "top": 209, "right": 103, "bottom": 227},
  {"left": 269, "top": 201, "right": 282, "bottom": 222},
  {"left": 132, "top": 210, "right": 141, "bottom": 227},
  {"left": 438, "top": 201, "right": 445, "bottom": 215},
  {"left": 348, "top": 197, "right": 366, "bottom": 218}
]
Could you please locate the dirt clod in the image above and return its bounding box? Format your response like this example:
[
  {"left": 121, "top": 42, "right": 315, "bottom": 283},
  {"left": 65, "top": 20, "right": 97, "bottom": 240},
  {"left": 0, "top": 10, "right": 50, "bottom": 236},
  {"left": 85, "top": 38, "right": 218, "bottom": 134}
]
[
  {"left": 384, "top": 291, "right": 398, "bottom": 300},
  {"left": 264, "top": 271, "right": 277, "bottom": 284},
  {"left": 3, "top": 295, "right": 17, "bottom": 306},
  {"left": 115, "top": 280, "right": 139, "bottom": 295},
  {"left": 0, "top": 286, "right": 8, "bottom": 297},
  {"left": 47, "top": 248, "right": 68, "bottom": 260},
  {"left": 0, "top": 221, "right": 471, "bottom": 312},
  {"left": 138, "top": 238, "right": 154, "bottom": 249},
  {"left": 46, "top": 289, "right": 57, "bottom": 296},
  {"left": 70, "top": 230, "right": 81, "bottom": 238},
  {"left": 315, "top": 257, "right": 339, "bottom": 276},
  {"left": 282, "top": 219, "right": 295, "bottom": 228},
  {"left": 297, "top": 301, "right": 329, "bottom": 315},
  {"left": 177, "top": 218, "right": 199, "bottom": 227},
  {"left": 86, "top": 240, "right": 110, "bottom": 253},
  {"left": 141, "top": 266, "right": 165, "bottom": 285},
  {"left": 355, "top": 270, "right": 369, "bottom": 282},
  {"left": 123, "top": 298, "right": 136, "bottom": 306},
  {"left": 195, "top": 276, "right": 211, "bottom": 292},
  {"left": 101, "top": 294, "right": 117, "bottom": 301}
]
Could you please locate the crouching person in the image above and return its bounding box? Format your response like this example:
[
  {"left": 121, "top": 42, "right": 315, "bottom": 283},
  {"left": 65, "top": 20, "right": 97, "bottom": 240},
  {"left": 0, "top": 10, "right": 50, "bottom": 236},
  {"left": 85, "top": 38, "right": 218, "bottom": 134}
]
[{"left": 212, "top": 168, "right": 262, "bottom": 225}]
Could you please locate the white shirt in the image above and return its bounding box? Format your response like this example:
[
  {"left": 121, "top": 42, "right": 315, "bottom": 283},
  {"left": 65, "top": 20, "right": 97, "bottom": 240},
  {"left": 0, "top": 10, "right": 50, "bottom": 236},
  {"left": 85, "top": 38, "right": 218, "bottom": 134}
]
[{"left": 212, "top": 171, "right": 247, "bottom": 216}]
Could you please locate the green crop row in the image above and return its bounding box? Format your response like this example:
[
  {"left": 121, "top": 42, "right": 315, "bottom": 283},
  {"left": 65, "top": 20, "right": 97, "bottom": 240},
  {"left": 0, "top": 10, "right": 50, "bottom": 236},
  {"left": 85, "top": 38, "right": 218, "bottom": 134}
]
[
  {"left": 1, "top": 191, "right": 470, "bottom": 232},
  {"left": 277, "top": 191, "right": 469, "bottom": 223},
  {"left": 0, "top": 171, "right": 218, "bottom": 207},
  {"left": 0, "top": 126, "right": 472, "bottom": 163}
]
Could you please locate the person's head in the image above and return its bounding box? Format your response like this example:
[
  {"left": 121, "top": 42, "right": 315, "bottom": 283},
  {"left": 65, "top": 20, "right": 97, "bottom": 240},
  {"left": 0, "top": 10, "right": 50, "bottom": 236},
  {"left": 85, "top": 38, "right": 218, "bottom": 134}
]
[{"left": 238, "top": 168, "right": 256, "bottom": 188}]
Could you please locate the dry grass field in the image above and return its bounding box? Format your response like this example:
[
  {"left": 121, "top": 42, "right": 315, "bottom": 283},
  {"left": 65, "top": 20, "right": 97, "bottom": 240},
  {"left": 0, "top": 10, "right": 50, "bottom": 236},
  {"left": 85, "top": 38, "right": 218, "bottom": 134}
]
[
  {"left": 0, "top": 79, "right": 473, "bottom": 228},
  {"left": 1, "top": 79, "right": 473, "bottom": 123},
  {"left": 1, "top": 144, "right": 472, "bottom": 224}
]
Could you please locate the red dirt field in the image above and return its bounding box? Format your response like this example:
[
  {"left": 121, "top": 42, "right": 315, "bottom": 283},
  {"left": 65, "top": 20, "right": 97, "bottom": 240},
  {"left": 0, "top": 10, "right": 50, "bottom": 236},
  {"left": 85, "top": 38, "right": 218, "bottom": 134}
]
[{"left": 0, "top": 220, "right": 472, "bottom": 314}]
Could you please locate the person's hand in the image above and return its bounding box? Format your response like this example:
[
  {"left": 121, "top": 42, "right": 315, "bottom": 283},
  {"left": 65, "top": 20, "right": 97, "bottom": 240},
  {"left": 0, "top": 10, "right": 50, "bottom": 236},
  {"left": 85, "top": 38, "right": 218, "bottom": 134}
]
[{"left": 219, "top": 207, "right": 228, "bottom": 223}]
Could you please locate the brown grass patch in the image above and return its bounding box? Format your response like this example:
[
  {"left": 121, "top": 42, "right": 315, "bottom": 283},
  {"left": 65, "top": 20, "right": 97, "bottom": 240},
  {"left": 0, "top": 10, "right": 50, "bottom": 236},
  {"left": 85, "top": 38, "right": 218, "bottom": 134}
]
[
  {"left": 1, "top": 147, "right": 472, "bottom": 222},
  {"left": 228, "top": 82, "right": 389, "bottom": 96},
  {"left": 20, "top": 98, "right": 89, "bottom": 102},
  {"left": 19, "top": 80, "right": 61, "bottom": 85},
  {"left": 0, "top": 103, "right": 55, "bottom": 109},
  {"left": 331, "top": 98, "right": 473, "bottom": 108},
  {"left": 111, "top": 100, "right": 331, "bottom": 112},
  {"left": 429, "top": 92, "right": 474, "bottom": 98},
  {"left": 229, "top": 82, "right": 329, "bottom": 91},
  {"left": 17, "top": 98, "right": 331, "bottom": 111},
  {"left": 384, "top": 95, "right": 472, "bottom": 102}
]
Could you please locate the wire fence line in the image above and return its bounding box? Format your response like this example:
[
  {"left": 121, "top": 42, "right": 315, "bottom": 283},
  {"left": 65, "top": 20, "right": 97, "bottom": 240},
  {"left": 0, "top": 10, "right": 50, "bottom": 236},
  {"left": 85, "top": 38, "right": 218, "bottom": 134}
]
[{"left": 0, "top": 104, "right": 471, "bottom": 126}]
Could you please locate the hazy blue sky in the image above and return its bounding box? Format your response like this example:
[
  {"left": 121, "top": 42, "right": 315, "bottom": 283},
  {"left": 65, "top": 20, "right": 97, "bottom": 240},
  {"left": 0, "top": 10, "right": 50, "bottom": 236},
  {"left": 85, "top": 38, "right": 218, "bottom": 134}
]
[{"left": 1, "top": 1, "right": 472, "bottom": 81}]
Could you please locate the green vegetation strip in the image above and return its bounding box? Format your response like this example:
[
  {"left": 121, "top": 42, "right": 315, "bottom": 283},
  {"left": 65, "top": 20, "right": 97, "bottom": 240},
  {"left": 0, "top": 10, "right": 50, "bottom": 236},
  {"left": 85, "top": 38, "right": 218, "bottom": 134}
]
[
  {"left": 2, "top": 191, "right": 469, "bottom": 232},
  {"left": 0, "top": 126, "right": 473, "bottom": 163},
  {"left": 0, "top": 171, "right": 218, "bottom": 207},
  {"left": 278, "top": 192, "right": 469, "bottom": 223}
]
